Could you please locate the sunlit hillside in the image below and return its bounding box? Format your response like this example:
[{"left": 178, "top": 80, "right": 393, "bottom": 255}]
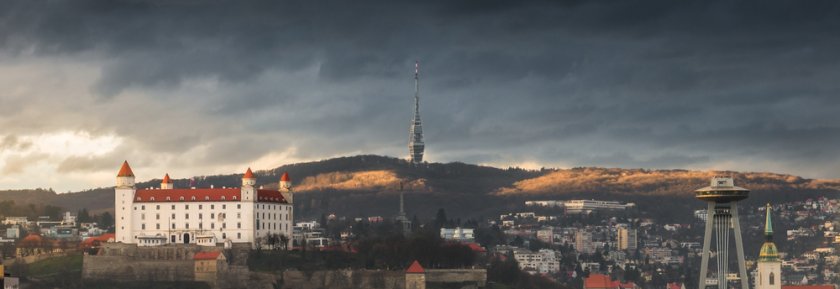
[
  {"left": 494, "top": 167, "right": 840, "bottom": 197},
  {"left": 295, "top": 170, "right": 428, "bottom": 192}
]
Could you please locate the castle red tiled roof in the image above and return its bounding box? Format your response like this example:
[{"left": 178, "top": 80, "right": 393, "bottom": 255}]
[
  {"left": 281, "top": 172, "right": 290, "bottom": 182},
  {"left": 194, "top": 251, "right": 223, "bottom": 260},
  {"left": 162, "top": 174, "right": 172, "bottom": 184},
  {"left": 117, "top": 161, "right": 134, "bottom": 177},
  {"left": 243, "top": 168, "right": 255, "bottom": 179},
  {"left": 135, "top": 188, "right": 241, "bottom": 202},
  {"left": 133, "top": 188, "right": 288, "bottom": 203},
  {"left": 406, "top": 260, "right": 425, "bottom": 273},
  {"left": 257, "top": 189, "right": 289, "bottom": 203}
]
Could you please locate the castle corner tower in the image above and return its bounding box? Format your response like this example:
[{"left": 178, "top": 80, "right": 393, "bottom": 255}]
[
  {"left": 242, "top": 168, "right": 256, "bottom": 202},
  {"left": 755, "top": 203, "right": 781, "bottom": 289},
  {"left": 279, "top": 172, "right": 293, "bottom": 204},
  {"left": 408, "top": 61, "right": 425, "bottom": 164},
  {"left": 115, "top": 161, "right": 136, "bottom": 243}
]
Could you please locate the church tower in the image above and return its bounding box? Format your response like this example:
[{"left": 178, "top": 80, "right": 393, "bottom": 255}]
[
  {"left": 114, "top": 161, "right": 136, "bottom": 243},
  {"left": 408, "top": 61, "right": 425, "bottom": 164},
  {"left": 756, "top": 203, "right": 781, "bottom": 289}
]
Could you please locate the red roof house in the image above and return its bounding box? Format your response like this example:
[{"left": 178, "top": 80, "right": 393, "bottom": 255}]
[{"left": 406, "top": 260, "right": 425, "bottom": 274}]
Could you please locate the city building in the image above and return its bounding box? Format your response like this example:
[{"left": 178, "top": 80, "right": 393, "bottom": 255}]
[
  {"left": 563, "top": 200, "right": 635, "bottom": 214},
  {"left": 408, "top": 61, "right": 425, "bottom": 164},
  {"left": 513, "top": 249, "right": 560, "bottom": 274},
  {"left": 537, "top": 228, "right": 554, "bottom": 244},
  {"left": 440, "top": 227, "right": 474, "bottom": 242},
  {"left": 114, "top": 161, "right": 294, "bottom": 248},
  {"left": 1, "top": 217, "right": 27, "bottom": 226},
  {"left": 4, "top": 227, "right": 19, "bottom": 240},
  {"left": 618, "top": 226, "right": 638, "bottom": 251},
  {"left": 576, "top": 230, "right": 595, "bottom": 254}
]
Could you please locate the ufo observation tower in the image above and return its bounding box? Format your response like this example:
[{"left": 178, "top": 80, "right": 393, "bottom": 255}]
[{"left": 696, "top": 177, "right": 749, "bottom": 289}]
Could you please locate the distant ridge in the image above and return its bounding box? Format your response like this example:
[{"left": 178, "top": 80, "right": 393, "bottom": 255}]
[{"left": 0, "top": 155, "right": 837, "bottom": 219}]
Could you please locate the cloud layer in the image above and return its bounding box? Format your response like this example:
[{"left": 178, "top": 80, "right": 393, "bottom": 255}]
[{"left": 2, "top": 0, "right": 840, "bottom": 191}]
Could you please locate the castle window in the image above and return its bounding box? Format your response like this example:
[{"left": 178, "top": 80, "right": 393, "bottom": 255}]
[
  {"left": 211, "top": 205, "right": 214, "bottom": 209},
  {"left": 199, "top": 223, "right": 203, "bottom": 229},
  {"left": 211, "top": 213, "right": 215, "bottom": 219},
  {"left": 156, "top": 205, "right": 160, "bottom": 210},
  {"left": 191, "top": 196, "right": 196, "bottom": 201},
  {"left": 237, "top": 213, "right": 241, "bottom": 219},
  {"left": 179, "top": 196, "right": 184, "bottom": 201},
  {"left": 141, "top": 224, "right": 145, "bottom": 229},
  {"left": 222, "top": 233, "right": 226, "bottom": 239},
  {"left": 222, "top": 205, "right": 226, "bottom": 209},
  {"left": 150, "top": 197, "right": 155, "bottom": 201},
  {"left": 166, "top": 197, "right": 171, "bottom": 201},
  {"left": 172, "top": 213, "right": 175, "bottom": 219},
  {"left": 186, "top": 205, "right": 189, "bottom": 209},
  {"left": 237, "top": 204, "right": 241, "bottom": 209},
  {"left": 136, "top": 197, "right": 141, "bottom": 201},
  {"left": 172, "top": 223, "right": 176, "bottom": 229},
  {"left": 199, "top": 213, "right": 203, "bottom": 219},
  {"left": 141, "top": 205, "right": 145, "bottom": 210},
  {"left": 156, "top": 214, "right": 160, "bottom": 220},
  {"left": 221, "top": 196, "right": 226, "bottom": 200},
  {"left": 237, "top": 222, "right": 241, "bottom": 229},
  {"left": 156, "top": 224, "right": 160, "bottom": 229},
  {"left": 211, "top": 223, "right": 215, "bottom": 229},
  {"left": 199, "top": 205, "right": 203, "bottom": 210},
  {"left": 141, "top": 214, "right": 145, "bottom": 220},
  {"left": 186, "top": 223, "right": 190, "bottom": 229},
  {"left": 233, "top": 196, "right": 237, "bottom": 200},
  {"left": 222, "top": 223, "right": 227, "bottom": 229},
  {"left": 769, "top": 273, "right": 775, "bottom": 285},
  {"left": 185, "top": 214, "right": 189, "bottom": 219},
  {"left": 205, "top": 196, "right": 210, "bottom": 200},
  {"left": 237, "top": 233, "right": 241, "bottom": 239}
]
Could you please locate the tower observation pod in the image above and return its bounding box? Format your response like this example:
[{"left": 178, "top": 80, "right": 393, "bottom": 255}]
[{"left": 696, "top": 177, "right": 750, "bottom": 289}]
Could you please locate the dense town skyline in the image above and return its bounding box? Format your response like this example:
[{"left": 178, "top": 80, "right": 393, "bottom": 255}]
[{"left": 2, "top": 1, "right": 840, "bottom": 191}]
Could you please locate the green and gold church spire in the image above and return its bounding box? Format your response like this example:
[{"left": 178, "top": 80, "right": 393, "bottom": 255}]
[{"left": 758, "top": 203, "right": 779, "bottom": 262}]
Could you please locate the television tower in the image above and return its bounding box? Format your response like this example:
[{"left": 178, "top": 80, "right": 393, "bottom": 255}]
[
  {"left": 696, "top": 177, "right": 750, "bottom": 289},
  {"left": 408, "top": 61, "right": 425, "bottom": 164}
]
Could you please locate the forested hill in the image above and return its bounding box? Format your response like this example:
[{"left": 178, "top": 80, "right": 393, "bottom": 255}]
[{"left": 1, "top": 155, "right": 838, "bottom": 220}]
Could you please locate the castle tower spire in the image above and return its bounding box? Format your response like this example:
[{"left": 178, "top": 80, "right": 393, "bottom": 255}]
[
  {"left": 161, "top": 173, "right": 174, "bottom": 189},
  {"left": 408, "top": 60, "right": 425, "bottom": 164}
]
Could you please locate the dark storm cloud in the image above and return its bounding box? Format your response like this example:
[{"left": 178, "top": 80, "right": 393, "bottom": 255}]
[{"left": 2, "top": 0, "right": 840, "bottom": 179}]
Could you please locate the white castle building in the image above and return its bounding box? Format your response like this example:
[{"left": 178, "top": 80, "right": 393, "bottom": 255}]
[{"left": 114, "top": 161, "right": 294, "bottom": 248}]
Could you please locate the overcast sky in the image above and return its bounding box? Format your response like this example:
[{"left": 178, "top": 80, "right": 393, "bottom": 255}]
[{"left": 1, "top": 0, "right": 840, "bottom": 191}]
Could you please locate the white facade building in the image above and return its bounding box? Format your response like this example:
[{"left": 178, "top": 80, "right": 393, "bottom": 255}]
[
  {"left": 1, "top": 217, "right": 27, "bottom": 226},
  {"left": 563, "top": 200, "right": 635, "bottom": 213},
  {"left": 513, "top": 249, "right": 561, "bottom": 274},
  {"left": 114, "top": 161, "right": 294, "bottom": 248},
  {"left": 440, "top": 227, "right": 474, "bottom": 242}
]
